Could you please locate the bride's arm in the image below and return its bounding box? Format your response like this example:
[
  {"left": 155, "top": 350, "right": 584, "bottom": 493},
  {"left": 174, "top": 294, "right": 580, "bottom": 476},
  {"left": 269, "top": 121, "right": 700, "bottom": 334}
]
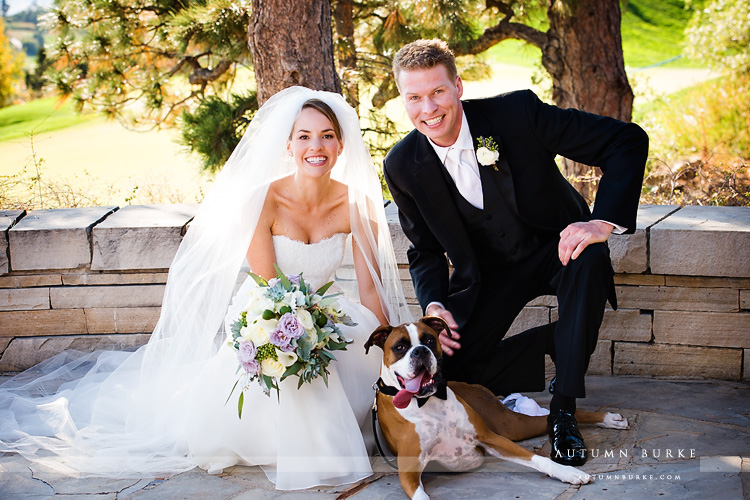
[
  {"left": 247, "top": 195, "right": 278, "bottom": 281},
  {"left": 352, "top": 222, "right": 389, "bottom": 326}
]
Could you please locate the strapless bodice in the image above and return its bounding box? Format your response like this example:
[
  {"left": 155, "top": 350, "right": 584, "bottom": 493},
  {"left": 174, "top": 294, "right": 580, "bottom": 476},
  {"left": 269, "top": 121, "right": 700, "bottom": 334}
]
[{"left": 271, "top": 233, "right": 347, "bottom": 290}]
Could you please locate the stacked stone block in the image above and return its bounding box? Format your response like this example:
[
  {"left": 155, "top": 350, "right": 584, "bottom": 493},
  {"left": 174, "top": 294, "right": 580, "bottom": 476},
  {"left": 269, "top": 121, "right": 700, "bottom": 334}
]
[
  {"left": 0, "top": 205, "right": 196, "bottom": 372},
  {"left": 1, "top": 204, "right": 748, "bottom": 381}
]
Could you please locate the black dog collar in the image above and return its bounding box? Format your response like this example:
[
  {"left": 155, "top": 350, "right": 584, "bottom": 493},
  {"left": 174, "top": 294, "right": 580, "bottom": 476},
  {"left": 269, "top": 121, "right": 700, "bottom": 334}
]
[{"left": 375, "top": 377, "right": 448, "bottom": 408}]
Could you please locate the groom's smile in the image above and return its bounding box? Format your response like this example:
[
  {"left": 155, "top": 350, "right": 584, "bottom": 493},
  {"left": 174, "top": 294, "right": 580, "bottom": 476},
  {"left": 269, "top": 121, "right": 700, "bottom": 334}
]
[{"left": 423, "top": 115, "right": 445, "bottom": 127}]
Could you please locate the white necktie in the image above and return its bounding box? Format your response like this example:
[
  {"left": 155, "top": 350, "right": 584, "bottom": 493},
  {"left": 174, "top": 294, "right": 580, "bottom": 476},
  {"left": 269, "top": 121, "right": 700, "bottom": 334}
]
[{"left": 445, "top": 147, "right": 484, "bottom": 209}]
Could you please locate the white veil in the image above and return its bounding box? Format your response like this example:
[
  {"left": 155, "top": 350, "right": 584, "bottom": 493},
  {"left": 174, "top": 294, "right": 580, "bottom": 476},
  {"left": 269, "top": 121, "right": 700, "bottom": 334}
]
[{"left": 0, "top": 86, "right": 411, "bottom": 477}]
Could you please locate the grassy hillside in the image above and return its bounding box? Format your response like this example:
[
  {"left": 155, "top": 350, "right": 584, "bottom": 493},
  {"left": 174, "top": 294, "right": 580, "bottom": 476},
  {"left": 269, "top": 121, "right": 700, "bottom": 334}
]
[
  {"left": 0, "top": 97, "right": 100, "bottom": 143},
  {"left": 621, "top": 0, "right": 705, "bottom": 68},
  {"left": 486, "top": 0, "right": 705, "bottom": 69}
]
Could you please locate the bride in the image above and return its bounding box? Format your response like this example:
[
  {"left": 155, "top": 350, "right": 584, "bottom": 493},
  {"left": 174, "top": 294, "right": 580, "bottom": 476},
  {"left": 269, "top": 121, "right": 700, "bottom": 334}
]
[{"left": 0, "top": 87, "right": 411, "bottom": 490}]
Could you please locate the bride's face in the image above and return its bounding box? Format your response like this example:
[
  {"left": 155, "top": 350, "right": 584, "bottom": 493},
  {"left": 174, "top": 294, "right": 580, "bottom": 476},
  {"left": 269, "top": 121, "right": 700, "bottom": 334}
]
[{"left": 287, "top": 108, "right": 343, "bottom": 178}]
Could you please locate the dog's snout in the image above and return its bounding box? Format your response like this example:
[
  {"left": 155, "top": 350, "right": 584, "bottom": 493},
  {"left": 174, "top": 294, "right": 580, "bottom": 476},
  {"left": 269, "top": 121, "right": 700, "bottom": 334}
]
[{"left": 411, "top": 345, "right": 430, "bottom": 358}]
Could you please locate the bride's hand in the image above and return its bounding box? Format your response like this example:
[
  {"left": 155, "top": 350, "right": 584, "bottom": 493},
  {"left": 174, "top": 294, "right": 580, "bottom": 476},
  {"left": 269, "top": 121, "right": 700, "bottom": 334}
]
[{"left": 425, "top": 304, "right": 461, "bottom": 356}]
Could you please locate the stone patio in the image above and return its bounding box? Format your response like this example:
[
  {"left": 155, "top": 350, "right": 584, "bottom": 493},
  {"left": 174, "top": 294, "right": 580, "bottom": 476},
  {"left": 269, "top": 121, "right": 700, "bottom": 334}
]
[{"left": 1, "top": 375, "right": 747, "bottom": 500}]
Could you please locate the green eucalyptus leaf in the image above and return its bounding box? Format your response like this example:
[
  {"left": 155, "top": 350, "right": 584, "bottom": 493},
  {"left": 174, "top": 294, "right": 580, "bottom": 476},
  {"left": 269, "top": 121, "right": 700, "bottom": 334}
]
[
  {"left": 327, "top": 340, "right": 349, "bottom": 351},
  {"left": 248, "top": 272, "right": 268, "bottom": 287},
  {"left": 281, "top": 360, "right": 304, "bottom": 380},
  {"left": 226, "top": 379, "right": 239, "bottom": 406},
  {"left": 315, "top": 281, "right": 334, "bottom": 296},
  {"left": 274, "top": 264, "right": 292, "bottom": 290}
]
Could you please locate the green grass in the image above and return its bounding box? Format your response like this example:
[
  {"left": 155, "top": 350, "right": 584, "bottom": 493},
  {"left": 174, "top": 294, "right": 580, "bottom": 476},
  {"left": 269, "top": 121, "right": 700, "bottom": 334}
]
[
  {"left": 485, "top": 39, "right": 542, "bottom": 68},
  {"left": 621, "top": 0, "right": 706, "bottom": 68},
  {"left": 0, "top": 97, "right": 101, "bottom": 143},
  {"left": 483, "top": 0, "right": 706, "bottom": 69}
]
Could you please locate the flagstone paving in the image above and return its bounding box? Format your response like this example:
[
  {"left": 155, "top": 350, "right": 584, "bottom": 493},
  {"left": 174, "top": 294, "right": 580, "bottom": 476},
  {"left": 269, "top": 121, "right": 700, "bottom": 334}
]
[{"left": 1, "top": 375, "right": 748, "bottom": 499}]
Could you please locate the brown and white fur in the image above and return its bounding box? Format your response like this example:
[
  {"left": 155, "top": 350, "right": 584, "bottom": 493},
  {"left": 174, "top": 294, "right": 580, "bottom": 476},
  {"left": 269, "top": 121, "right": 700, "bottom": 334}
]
[{"left": 365, "top": 316, "right": 629, "bottom": 500}]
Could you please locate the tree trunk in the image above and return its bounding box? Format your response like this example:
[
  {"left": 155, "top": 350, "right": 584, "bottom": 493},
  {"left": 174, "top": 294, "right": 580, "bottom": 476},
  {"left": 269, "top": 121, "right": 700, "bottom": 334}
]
[
  {"left": 333, "top": 0, "right": 359, "bottom": 110},
  {"left": 249, "top": 0, "right": 340, "bottom": 105},
  {"left": 542, "top": 0, "right": 633, "bottom": 201}
]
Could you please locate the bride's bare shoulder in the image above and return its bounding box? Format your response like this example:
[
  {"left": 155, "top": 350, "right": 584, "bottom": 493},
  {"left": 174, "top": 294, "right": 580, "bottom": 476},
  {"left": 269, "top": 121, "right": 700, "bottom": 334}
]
[
  {"left": 265, "top": 175, "right": 294, "bottom": 202},
  {"left": 331, "top": 179, "right": 349, "bottom": 201}
]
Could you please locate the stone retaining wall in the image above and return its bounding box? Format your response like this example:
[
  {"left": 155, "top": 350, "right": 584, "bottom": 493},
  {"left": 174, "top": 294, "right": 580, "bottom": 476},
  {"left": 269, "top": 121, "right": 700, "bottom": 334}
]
[{"left": 1, "top": 204, "right": 748, "bottom": 380}]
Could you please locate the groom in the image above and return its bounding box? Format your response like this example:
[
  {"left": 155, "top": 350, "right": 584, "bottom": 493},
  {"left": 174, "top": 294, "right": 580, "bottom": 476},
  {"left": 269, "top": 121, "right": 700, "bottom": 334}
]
[{"left": 383, "top": 39, "right": 648, "bottom": 466}]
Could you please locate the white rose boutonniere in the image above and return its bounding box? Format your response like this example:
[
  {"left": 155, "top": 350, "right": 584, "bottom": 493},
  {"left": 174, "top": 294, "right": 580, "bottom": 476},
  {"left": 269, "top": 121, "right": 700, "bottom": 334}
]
[{"left": 476, "top": 136, "right": 500, "bottom": 171}]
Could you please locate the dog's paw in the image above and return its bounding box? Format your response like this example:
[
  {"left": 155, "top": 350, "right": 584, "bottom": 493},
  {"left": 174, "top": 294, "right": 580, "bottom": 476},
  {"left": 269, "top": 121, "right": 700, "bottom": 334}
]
[
  {"left": 599, "top": 412, "right": 629, "bottom": 430},
  {"left": 566, "top": 469, "right": 593, "bottom": 485},
  {"left": 531, "top": 456, "right": 593, "bottom": 485},
  {"left": 412, "top": 485, "right": 430, "bottom": 500}
]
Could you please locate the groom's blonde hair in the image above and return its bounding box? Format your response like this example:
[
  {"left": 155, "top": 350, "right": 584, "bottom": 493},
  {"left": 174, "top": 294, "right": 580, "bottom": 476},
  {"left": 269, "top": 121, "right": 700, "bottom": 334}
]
[{"left": 392, "top": 39, "right": 458, "bottom": 90}]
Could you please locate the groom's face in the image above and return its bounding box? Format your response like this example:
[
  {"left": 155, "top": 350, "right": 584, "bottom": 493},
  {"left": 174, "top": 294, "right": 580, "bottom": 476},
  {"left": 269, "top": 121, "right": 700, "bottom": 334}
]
[{"left": 398, "top": 65, "right": 464, "bottom": 148}]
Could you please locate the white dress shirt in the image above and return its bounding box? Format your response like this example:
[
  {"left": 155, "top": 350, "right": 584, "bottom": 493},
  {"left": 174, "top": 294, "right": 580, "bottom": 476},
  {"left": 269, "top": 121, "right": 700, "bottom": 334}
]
[{"left": 428, "top": 113, "right": 484, "bottom": 209}]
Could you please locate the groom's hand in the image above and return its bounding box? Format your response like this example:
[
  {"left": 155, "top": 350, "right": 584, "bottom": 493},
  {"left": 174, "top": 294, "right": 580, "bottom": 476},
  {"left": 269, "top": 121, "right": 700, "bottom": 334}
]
[
  {"left": 558, "top": 220, "right": 614, "bottom": 266},
  {"left": 425, "top": 304, "right": 461, "bottom": 356}
]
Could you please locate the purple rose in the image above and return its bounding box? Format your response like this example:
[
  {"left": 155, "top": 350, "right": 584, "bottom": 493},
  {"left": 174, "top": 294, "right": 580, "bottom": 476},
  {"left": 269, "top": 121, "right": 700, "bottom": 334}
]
[
  {"left": 287, "top": 274, "right": 302, "bottom": 286},
  {"left": 238, "top": 340, "right": 257, "bottom": 361},
  {"left": 237, "top": 341, "right": 260, "bottom": 374},
  {"left": 242, "top": 358, "right": 261, "bottom": 375},
  {"left": 277, "top": 312, "right": 306, "bottom": 340},
  {"left": 270, "top": 331, "right": 293, "bottom": 352},
  {"left": 270, "top": 330, "right": 295, "bottom": 353}
]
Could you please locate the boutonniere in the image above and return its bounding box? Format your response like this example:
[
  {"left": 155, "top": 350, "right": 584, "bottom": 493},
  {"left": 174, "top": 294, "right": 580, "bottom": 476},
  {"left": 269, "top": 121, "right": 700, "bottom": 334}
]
[{"left": 476, "top": 136, "right": 500, "bottom": 171}]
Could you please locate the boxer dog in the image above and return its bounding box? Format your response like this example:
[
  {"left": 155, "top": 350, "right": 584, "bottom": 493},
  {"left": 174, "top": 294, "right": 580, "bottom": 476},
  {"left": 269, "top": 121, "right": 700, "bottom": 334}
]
[{"left": 365, "top": 316, "right": 629, "bottom": 500}]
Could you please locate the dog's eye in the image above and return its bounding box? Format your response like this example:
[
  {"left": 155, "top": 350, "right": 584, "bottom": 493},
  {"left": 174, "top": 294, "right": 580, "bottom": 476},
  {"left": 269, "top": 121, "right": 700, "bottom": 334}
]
[
  {"left": 393, "top": 343, "right": 407, "bottom": 352},
  {"left": 423, "top": 336, "right": 436, "bottom": 346}
]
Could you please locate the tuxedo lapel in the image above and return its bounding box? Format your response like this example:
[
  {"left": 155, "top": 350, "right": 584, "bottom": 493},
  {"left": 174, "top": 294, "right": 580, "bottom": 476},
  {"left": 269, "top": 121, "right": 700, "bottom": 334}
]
[{"left": 463, "top": 101, "right": 520, "bottom": 216}]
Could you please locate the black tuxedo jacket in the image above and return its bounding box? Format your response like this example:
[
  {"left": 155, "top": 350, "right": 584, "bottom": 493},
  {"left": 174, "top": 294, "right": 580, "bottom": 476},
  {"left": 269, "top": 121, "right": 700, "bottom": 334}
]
[{"left": 383, "top": 90, "right": 648, "bottom": 327}]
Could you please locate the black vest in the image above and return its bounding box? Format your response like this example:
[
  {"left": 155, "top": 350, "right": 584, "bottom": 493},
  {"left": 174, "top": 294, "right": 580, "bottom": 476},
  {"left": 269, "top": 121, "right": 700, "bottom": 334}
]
[{"left": 441, "top": 164, "right": 551, "bottom": 273}]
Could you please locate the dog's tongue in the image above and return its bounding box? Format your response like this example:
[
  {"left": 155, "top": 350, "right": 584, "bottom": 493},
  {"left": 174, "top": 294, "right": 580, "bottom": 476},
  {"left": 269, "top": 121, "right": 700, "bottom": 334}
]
[{"left": 393, "top": 373, "right": 426, "bottom": 409}]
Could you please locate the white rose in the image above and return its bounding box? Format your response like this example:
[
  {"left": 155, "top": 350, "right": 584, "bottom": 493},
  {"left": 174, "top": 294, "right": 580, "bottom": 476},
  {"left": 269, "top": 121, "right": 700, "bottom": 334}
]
[
  {"left": 247, "top": 318, "right": 278, "bottom": 346},
  {"left": 261, "top": 357, "right": 286, "bottom": 378},
  {"left": 240, "top": 325, "right": 252, "bottom": 341},
  {"left": 277, "top": 350, "right": 299, "bottom": 367},
  {"left": 476, "top": 147, "right": 497, "bottom": 166},
  {"left": 245, "top": 288, "right": 274, "bottom": 316},
  {"left": 295, "top": 309, "right": 315, "bottom": 331},
  {"left": 307, "top": 329, "right": 326, "bottom": 350}
]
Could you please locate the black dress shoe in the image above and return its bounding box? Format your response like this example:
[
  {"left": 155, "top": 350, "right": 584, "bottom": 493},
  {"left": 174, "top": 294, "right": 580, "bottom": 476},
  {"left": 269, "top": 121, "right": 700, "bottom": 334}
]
[{"left": 547, "top": 409, "right": 587, "bottom": 466}]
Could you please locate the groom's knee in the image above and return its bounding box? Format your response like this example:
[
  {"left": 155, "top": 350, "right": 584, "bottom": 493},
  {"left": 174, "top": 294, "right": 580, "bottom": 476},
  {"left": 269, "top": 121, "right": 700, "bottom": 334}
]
[{"left": 570, "top": 242, "right": 612, "bottom": 277}]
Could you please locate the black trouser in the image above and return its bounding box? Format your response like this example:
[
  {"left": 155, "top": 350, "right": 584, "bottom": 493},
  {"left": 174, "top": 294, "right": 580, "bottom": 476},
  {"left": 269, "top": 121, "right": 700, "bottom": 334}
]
[{"left": 441, "top": 238, "right": 613, "bottom": 399}]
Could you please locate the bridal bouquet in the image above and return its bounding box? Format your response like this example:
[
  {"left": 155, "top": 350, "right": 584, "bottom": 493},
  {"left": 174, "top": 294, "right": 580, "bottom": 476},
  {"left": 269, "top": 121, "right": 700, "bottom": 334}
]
[{"left": 227, "top": 265, "right": 355, "bottom": 416}]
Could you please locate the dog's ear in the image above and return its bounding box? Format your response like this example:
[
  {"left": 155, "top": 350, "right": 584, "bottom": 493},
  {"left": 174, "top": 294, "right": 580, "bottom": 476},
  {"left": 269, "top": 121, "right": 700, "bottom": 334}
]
[
  {"left": 365, "top": 325, "right": 393, "bottom": 354},
  {"left": 420, "top": 315, "right": 452, "bottom": 338}
]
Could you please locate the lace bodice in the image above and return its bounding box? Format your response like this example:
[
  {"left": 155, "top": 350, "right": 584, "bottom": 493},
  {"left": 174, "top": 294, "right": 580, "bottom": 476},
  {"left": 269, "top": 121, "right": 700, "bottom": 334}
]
[{"left": 272, "top": 233, "right": 347, "bottom": 290}]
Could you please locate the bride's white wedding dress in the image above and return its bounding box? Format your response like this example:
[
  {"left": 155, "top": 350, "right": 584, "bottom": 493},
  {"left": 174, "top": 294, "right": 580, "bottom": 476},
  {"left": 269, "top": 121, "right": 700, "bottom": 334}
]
[
  {"left": 183, "top": 232, "right": 382, "bottom": 489},
  {"left": 0, "top": 232, "right": 383, "bottom": 491}
]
